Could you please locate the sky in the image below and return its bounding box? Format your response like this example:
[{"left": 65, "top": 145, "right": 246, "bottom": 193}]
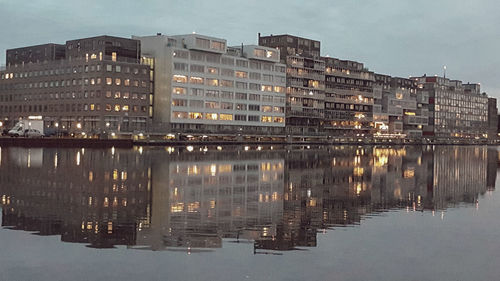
[{"left": 1, "top": 0, "right": 499, "bottom": 97}]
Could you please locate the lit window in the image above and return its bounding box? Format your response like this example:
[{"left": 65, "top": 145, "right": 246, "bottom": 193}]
[
  {"left": 173, "top": 75, "right": 187, "bottom": 83},
  {"left": 220, "top": 114, "right": 233, "bottom": 121},
  {"left": 122, "top": 105, "right": 129, "bottom": 112},
  {"left": 106, "top": 78, "right": 112, "bottom": 85},
  {"left": 112, "top": 52, "right": 117, "bottom": 62},
  {"left": 114, "top": 91, "right": 121, "bottom": 99},
  {"left": 173, "top": 87, "right": 186, "bottom": 95},
  {"left": 205, "top": 113, "right": 218, "bottom": 120},
  {"left": 124, "top": 79, "right": 130, "bottom": 86},
  {"left": 261, "top": 116, "right": 273, "bottom": 122},
  {"left": 90, "top": 104, "right": 95, "bottom": 111},
  {"left": 115, "top": 78, "right": 121, "bottom": 85},
  {"left": 189, "top": 112, "right": 203, "bottom": 119},
  {"left": 114, "top": 105, "right": 120, "bottom": 112},
  {"left": 189, "top": 76, "right": 204, "bottom": 84},
  {"left": 206, "top": 79, "right": 218, "bottom": 86},
  {"left": 235, "top": 71, "right": 248, "bottom": 78}
]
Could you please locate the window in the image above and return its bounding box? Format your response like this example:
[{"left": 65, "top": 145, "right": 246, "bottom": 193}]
[
  {"left": 220, "top": 114, "right": 233, "bottom": 121},
  {"left": 236, "top": 60, "right": 248, "bottom": 68},
  {"left": 114, "top": 91, "right": 121, "bottom": 99},
  {"left": 211, "top": 41, "right": 225, "bottom": 51},
  {"left": 207, "top": 67, "right": 218, "bottom": 74},
  {"left": 116, "top": 65, "right": 121, "bottom": 73},
  {"left": 196, "top": 38, "right": 210, "bottom": 48},
  {"left": 274, "top": 106, "right": 284, "bottom": 113},
  {"left": 235, "top": 71, "right": 248, "bottom": 78},
  {"left": 106, "top": 65, "right": 113, "bottom": 72},
  {"left": 220, "top": 80, "right": 233, "bottom": 87},
  {"left": 249, "top": 94, "right": 260, "bottom": 101},
  {"left": 206, "top": 90, "right": 219, "bottom": 98},
  {"left": 235, "top": 114, "right": 246, "bottom": 121},
  {"left": 189, "top": 112, "right": 203, "bottom": 119},
  {"left": 206, "top": 79, "right": 218, "bottom": 86},
  {"left": 173, "top": 50, "right": 189, "bottom": 59},
  {"left": 248, "top": 115, "right": 259, "bottom": 122},
  {"left": 221, "top": 57, "right": 234, "bottom": 65},
  {"left": 124, "top": 79, "right": 130, "bottom": 86},
  {"left": 262, "top": 106, "right": 273, "bottom": 112},
  {"left": 172, "top": 99, "right": 187, "bottom": 107},
  {"left": 235, "top": 93, "right": 247, "bottom": 100},
  {"left": 115, "top": 78, "right": 121, "bottom": 86},
  {"left": 221, "top": 68, "right": 234, "bottom": 77},
  {"left": 173, "top": 75, "right": 187, "bottom": 83},
  {"left": 106, "top": 78, "right": 112, "bottom": 85},
  {"left": 114, "top": 104, "right": 121, "bottom": 112},
  {"left": 261, "top": 85, "right": 273, "bottom": 92},
  {"left": 221, "top": 91, "right": 233, "bottom": 99},
  {"left": 190, "top": 76, "right": 204, "bottom": 84},
  {"left": 236, "top": 82, "right": 247, "bottom": 89},
  {"left": 174, "top": 63, "right": 188, "bottom": 71},
  {"left": 190, "top": 88, "right": 204, "bottom": 96},
  {"left": 235, "top": 104, "right": 247, "bottom": 110},
  {"left": 274, "top": 86, "right": 285, "bottom": 93},
  {"left": 173, "top": 87, "right": 186, "bottom": 95},
  {"left": 123, "top": 92, "right": 130, "bottom": 99},
  {"left": 261, "top": 116, "right": 272, "bottom": 122},
  {"left": 190, "top": 64, "right": 204, "bottom": 73},
  {"left": 249, "top": 83, "right": 260, "bottom": 90},
  {"left": 106, "top": 91, "right": 112, "bottom": 98},
  {"left": 205, "top": 101, "right": 219, "bottom": 109},
  {"left": 189, "top": 100, "right": 204, "bottom": 108},
  {"left": 221, "top": 102, "right": 233, "bottom": 110},
  {"left": 122, "top": 105, "right": 129, "bottom": 112},
  {"left": 205, "top": 113, "right": 218, "bottom": 120},
  {"left": 249, "top": 105, "right": 260, "bottom": 111},
  {"left": 105, "top": 104, "right": 112, "bottom": 111},
  {"left": 173, "top": 111, "right": 188, "bottom": 119}
]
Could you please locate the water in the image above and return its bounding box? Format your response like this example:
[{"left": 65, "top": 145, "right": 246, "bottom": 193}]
[{"left": 0, "top": 145, "right": 499, "bottom": 281}]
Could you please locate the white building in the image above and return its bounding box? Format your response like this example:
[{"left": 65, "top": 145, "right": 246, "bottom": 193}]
[{"left": 134, "top": 33, "right": 287, "bottom": 134}]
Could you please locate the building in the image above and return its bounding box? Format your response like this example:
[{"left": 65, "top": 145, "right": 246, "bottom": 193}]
[
  {"left": 374, "top": 76, "right": 427, "bottom": 139},
  {"left": 133, "top": 33, "right": 287, "bottom": 135},
  {"left": 412, "top": 76, "right": 488, "bottom": 140},
  {"left": 0, "top": 36, "right": 151, "bottom": 134},
  {"left": 258, "top": 34, "right": 325, "bottom": 135},
  {"left": 487, "top": 97, "right": 498, "bottom": 141},
  {"left": 322, "top": 57, "right": 375, "bottom": 138}
]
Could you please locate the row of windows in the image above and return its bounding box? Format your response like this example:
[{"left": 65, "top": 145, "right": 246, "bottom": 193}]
[
  {"left": 0, "top": 103, "right": 147, "bottom": 114},
  {"left": 173, "top": 50, "right": 286, "bottom": 73},
  {"left": 0, "top": 77, "right": 147, "bottom": 90},
  {"left": 171, "top": 99, "right": 284, "bottom": 112},
  {"left": 172, "top": 76, "right": 285, "bottom": 93},
  {"left": 0, "top": 64, "right": 146, "bottom": 80},
  {"left": 172, "top": 88, "right": 285, "bottom": 103},
  {"left": 172, "top": 111, "right": 284, "bottom": 123},
  {"left": 173, "top": 63, "right": 286, "bottom": 82},
  {"left": 0, "top": 90, "right": 148, "bottom": 103}
]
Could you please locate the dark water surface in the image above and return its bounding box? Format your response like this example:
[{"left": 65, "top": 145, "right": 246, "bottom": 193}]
[{"left": 0, "top": 145, "right": 499, "bottom": 281}]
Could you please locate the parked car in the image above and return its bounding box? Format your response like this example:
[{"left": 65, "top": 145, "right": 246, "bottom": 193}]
[{"left": 24, "top": 129, "right": 44, "bottom": 138}]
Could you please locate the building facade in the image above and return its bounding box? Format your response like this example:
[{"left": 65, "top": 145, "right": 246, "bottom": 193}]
[
  {"left": 134, "top": 33, "right": 287, "bottom": 135},
  {"left": 412, "top": 76, "right": 488, "bottom": 140},
  {"left": 323, "top": 57, "right": 375, "bottom": 137},
  {"left": 0, "top": 36, "right": 151, "bottom": 135},
  {"left": 258, "top": 34, "right": 325, "bottom": 135}
]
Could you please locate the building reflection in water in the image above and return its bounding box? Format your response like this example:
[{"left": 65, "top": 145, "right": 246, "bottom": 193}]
[{"left": 0, "top": 145, "right": 497, "bottom": 253}]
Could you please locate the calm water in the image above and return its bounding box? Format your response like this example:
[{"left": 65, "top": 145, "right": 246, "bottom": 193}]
[{"left": 0, "top": 145, "right": 499, "bottom": 281}]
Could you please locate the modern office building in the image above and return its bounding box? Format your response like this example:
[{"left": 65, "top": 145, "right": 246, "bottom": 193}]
[
  {"left": 134, "top": 33, "right": 287, "bottom": 135},
  {"left": 412, "top": 76, "right": 489, "bottom": 140},
  {"left": 0, "top": 36, "right": 152, "bottom": 134},
  {"left": 322, "top": 57, "right": 375, "bottom": 137},
  {"left": 258, "top": 34, "right": 325, "bottom": 135}
]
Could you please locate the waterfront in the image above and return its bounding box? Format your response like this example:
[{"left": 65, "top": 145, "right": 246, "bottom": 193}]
[{"left": 0, "top": 145, "right": 500, "bottom": 281}]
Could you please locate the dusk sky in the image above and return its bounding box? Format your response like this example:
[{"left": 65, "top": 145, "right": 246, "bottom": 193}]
[{"left": 1, "top": 0, "right": 499, "bottom": 97}]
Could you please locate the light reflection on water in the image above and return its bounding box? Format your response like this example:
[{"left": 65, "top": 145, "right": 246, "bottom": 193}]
[{"left": 0, "top": 145, "right": 497, "bottom": 254}]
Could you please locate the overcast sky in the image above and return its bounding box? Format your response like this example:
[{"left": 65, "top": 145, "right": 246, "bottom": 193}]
[{"left": 1, "top": 0, "right": 499, "bottom": 97}]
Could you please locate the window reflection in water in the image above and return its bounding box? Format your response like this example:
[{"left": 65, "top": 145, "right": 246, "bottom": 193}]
[{"left": 0, "top": 145, "right": 497, "bottom": 252}]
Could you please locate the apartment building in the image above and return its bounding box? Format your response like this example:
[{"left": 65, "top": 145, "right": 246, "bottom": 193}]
[
  {"left": 258, "top": 34, "right": 325, "bottom": 135},
  {"left": 134, "top": 33, "right": 286, "bottom": 135},
  {"left": 0, "top": 36, "right": 151, "bottom": 134},
  {"left": 322, "top": 57, "right": 375, "bottom": 137},
  {"left": 412, "top": 76, "right": 488, "bottom": 140}
]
